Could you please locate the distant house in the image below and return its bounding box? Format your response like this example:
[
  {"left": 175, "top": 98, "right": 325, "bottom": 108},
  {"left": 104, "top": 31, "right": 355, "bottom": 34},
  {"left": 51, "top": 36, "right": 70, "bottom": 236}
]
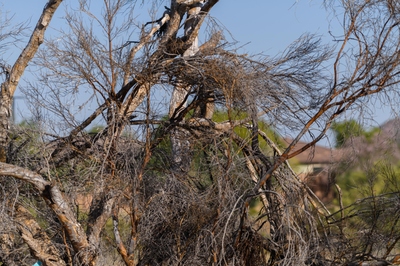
[{"left": 283, "top": 138, "right": 339, "bottom": 202}]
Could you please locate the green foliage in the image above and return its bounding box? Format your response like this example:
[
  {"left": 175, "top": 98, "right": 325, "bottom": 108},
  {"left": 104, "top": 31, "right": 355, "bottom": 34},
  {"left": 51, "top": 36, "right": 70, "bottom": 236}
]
[
  {"left": 146, "top": 109, "right": 283, "bottom": 192},
  {"left": 149, "top": 109, "right": 282, "bottom": 170},
  {"left": 334, "top": 161, "right": 391, "bottom": 207},
  {"left": 11, "top": 119, "right": 41, "bottom": 142},
  {"left": 363, "top": 126, "right": 380, "bottom": 141},
  {"left": 330, "top": 161, "right": 400, "bottom": 257},
  {"left": 331, "top": 119, "right": 380, "bottom": 147},
  {"left": 212, "top": 109, "right": 282, "bottom": 154},
  {"left": 87, "top": 125, "right": 105, "bottom": 134},
  {"left": 331, "top": 120, "right": 364, "bottom": 148},
  {"left": 104, "top": 215, "right": 131, "bottom": 243},
  {"left": 8, "top": 119, "right": 43, "bottom": 161},
  {"left": 145, "top": 122, "right": 172, "bottom": 175},
  {"left": 212, "top": 109, "right": 248, "bottom": 122}
]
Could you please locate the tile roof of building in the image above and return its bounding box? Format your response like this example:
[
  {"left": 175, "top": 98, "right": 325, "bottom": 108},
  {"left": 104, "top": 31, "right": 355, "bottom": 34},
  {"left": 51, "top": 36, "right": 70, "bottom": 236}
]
[{"left": 283, "top": 138, "right": 340, "bottom": 165}]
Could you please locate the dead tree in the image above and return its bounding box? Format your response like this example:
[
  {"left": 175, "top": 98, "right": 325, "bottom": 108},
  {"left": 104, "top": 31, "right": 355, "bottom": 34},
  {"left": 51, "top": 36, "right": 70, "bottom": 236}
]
[{"left": 0, "top": 0, "right": 399, "bottom": 265}]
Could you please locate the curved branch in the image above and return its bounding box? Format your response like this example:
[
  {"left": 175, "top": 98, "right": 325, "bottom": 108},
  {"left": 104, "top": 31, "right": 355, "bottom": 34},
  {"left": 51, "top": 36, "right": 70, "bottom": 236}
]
[
  {"left": 0, "top": 162, "right": 95, "bottom": 265},
  {"left": 8, "top": 0, "right": 63, "bottom": 95}
]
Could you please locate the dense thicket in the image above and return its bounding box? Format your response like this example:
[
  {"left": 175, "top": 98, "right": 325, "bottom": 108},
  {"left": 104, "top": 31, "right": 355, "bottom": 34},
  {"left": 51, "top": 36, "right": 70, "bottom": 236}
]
[{"left": 0, "top": 1, "right": 399, "bottom": 265}]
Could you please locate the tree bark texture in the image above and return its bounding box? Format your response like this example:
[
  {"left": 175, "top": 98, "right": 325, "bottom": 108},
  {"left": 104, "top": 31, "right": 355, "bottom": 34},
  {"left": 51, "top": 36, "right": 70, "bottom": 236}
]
[
  {"left": 15, "top": 205, "right": 66, "bottom": 266},
  {"left": 0, "top": 0, "right": 63, "bottom": 162},
  {"left": 0, "top": 162, "right": 97, "bottom": 265},
  {"left": 169, "top": 2, "right": 203, "bottom": 174}
]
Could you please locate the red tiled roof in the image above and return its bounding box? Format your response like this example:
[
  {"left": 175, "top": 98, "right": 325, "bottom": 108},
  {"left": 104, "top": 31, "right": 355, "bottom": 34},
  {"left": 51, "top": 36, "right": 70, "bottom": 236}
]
[{"left": 283, "top": 138, "right": 339, "bottom": 165}]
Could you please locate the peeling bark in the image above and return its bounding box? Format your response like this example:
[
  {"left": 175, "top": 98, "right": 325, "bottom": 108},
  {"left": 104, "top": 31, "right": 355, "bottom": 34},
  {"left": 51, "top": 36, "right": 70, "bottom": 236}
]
[
  {"left": 15, "top": 205, "right": 66, "bottom": 266},
  {"left": 113, "top": 209, "right": 136, "bottom": 266},
  {"left": 0, "top": 0, "right": 63, "bottom": 162},
  {"left": 0, "top": 230, "right": 17, "bottom": 266},
  {"left": 169, "top": 2, "right": 203, "bottom": 174},
  {"left": 87, "top": 192, "right": 116, "bottom": 248},
  {"left": 0, "top": 162, "right": 96, "bottom": 266},
  {"left": 45, "top": 184, "right": 96, "bottom": 266},
  {"left": 0, "top": 89, "right": 11, "bottom": 162}
]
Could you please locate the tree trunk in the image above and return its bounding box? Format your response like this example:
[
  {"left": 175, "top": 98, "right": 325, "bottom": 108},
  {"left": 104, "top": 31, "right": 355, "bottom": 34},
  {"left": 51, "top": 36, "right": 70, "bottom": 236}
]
[
  {"left": 0, "top": 2, "right": 64, "bottom": 264},
  {"left": 169, "top": 3, "right": 203, "bottom": 174},
  {"left": 0, "top": 87, "right": 11, "bottom": 162},
  {"left": 0, "top": 0, "right": 63, "bottom": 162},
  {"left": 0, "top": 162, "right": 97, "bottom": 266},
  {"left": 15, "top": 205, "right": 66, "bottom": 266}
]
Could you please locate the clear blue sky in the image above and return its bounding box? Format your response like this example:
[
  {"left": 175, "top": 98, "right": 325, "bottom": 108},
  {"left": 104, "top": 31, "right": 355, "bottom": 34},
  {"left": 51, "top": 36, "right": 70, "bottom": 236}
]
[
  {"left": 0, "top": 1, "right": 392, "bottom": 132},
  {"left": 212, "top": 1, "right": 335, "bottom": 55},
  {"left": 2, "top": 1, "right": 335, "bottom": 55}
]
